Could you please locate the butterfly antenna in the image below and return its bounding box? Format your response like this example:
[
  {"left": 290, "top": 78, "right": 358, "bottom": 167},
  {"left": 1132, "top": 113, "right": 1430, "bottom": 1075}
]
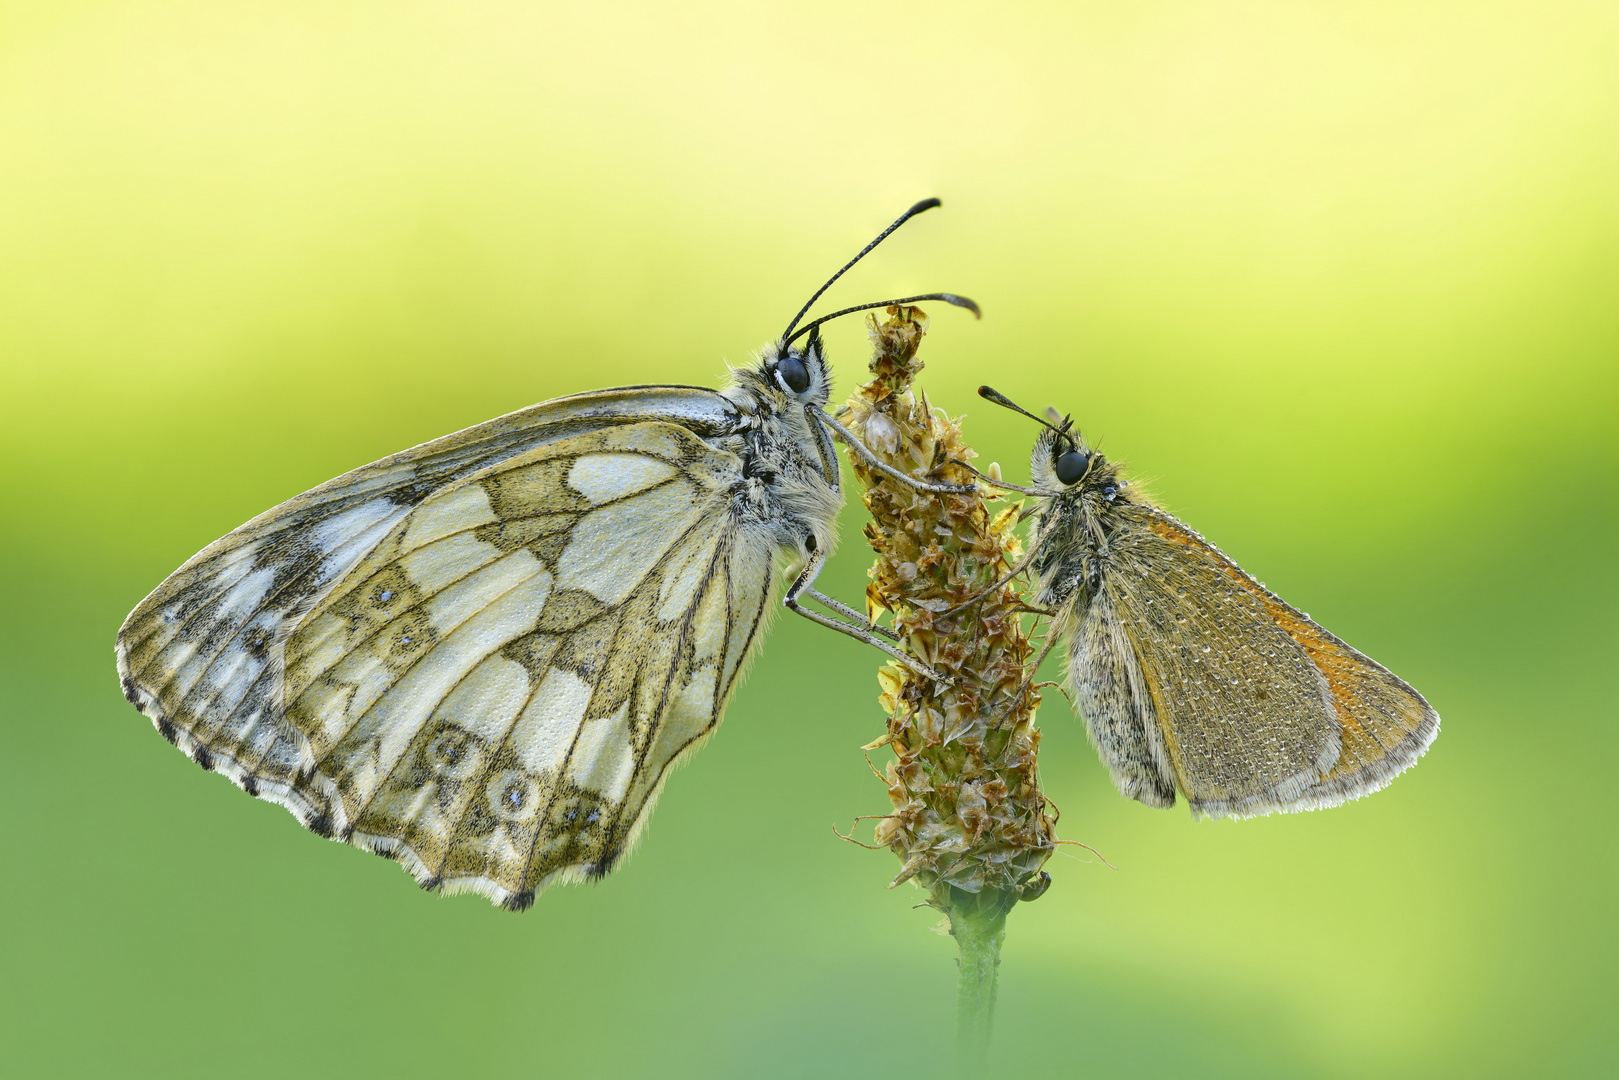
[
  {"left": 782, "top": 198, "right": 943, "bottom": 343},
  {"left": 978, "top": 386, "right": 1067, "bottom": 435},
  {"left": 786, "top": 292, "right": 980, "bottom": 346}
]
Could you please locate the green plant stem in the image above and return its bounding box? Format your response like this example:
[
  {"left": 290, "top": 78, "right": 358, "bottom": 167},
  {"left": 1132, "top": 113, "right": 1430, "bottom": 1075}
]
[{"left": 947, "top": 885, "right": 1013, "bottom": 1068}]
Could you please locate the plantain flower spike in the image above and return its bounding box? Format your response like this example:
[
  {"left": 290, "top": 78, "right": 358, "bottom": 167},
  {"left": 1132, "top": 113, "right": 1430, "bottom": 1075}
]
[{"left": 842, "top": 305, "right": 1057, "bottom": 1053}]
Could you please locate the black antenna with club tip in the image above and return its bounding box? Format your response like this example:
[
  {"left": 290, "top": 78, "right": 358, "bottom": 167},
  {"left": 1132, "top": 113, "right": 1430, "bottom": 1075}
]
[
  {"left": 781, "top": 198, "right": 944, "bottom": 343},
  {"left": 978, "top": 386, "right": 1069, "bottom": 435}
]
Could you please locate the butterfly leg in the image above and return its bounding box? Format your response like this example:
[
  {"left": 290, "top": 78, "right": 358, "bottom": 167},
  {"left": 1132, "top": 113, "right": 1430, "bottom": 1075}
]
[
  {"left": 937, "top": 556, "right": 1033, "bottom": 620},
  {"left": 938, "top": 515, "right": 1063, "bottom": 619},
  {"left": 988, "top": 631, "right": 1062, "bottom": 731},
  {"left": 784, "top": 547, "right": 952, "bottom": 683},
  {"left": 803, "top": 587, "right": 902, "bottom": 643},
  {"left": 814, "top": 412, "right": 976, "bottom": 495},
  {"left": 787, "top": 600, "right": 953, "bottom": 684},
  {"left": 947, "top": 457, "right": 1061, "bottom": 499}
]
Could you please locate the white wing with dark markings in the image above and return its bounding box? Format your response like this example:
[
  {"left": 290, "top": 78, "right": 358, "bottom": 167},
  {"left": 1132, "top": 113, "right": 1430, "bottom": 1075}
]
[{"left": 116, "top": 388, "right": 775, "bottom": 909}]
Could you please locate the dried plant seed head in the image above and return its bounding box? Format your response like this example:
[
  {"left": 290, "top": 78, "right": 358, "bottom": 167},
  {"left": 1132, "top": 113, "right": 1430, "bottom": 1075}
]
[{"left": 844, "top": 306, "right": 1056, "bottom": 918}]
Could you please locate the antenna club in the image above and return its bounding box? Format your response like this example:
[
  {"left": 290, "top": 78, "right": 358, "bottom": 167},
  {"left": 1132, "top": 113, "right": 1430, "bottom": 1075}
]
[
  {"left": 977, "top": 386, "right": 1066, "bottom": 434},
  {"left": 908, "top": 197, "right": 943, "bottom": 216}
]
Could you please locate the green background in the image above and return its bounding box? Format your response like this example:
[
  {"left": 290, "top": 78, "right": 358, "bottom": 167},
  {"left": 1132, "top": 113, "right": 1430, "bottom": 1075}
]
[{"left": 2, "top": 2, "right": 1613, "bottom": 1076}]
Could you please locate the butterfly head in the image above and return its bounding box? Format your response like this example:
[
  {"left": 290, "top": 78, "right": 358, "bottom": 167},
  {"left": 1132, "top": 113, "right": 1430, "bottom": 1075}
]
[
  {"left": 978, "top": 385, "right": 1123, "bottom": 499},
  {"left": 761, "top": 332, "right": 832, "bottom": 408},
  {"left": 1030, "top": 422, "right": 1099, "bottom": 491}
]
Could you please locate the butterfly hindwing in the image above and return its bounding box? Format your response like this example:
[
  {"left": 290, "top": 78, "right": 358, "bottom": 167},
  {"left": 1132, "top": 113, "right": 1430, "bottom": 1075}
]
[
  {"left": 277, "top": 421, "right": 770, "bottom": 908},
  {"left": 1066, "top": 594, "right": 1178, "bottom": 809}
]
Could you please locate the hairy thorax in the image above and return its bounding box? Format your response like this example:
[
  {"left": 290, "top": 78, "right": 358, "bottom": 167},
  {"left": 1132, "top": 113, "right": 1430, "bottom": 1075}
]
[
  {"left": 716, "top": 373, "right": 841, "bottom": 562},
  {"left": 1031, "top": 457, "right": 1141, "bottom": 620}
]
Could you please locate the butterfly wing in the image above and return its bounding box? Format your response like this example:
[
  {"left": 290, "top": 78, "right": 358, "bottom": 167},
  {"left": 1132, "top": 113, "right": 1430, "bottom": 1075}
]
[
  {"left": 278, "top": 422, "right": 774, "bottom": 908},
  {"left": 1076, "top": 505, "right": 1438, "bottom": 818},
  {"left": 1065, "top": 592, "right": 1180, "bottom": 809},
  {"left": 116, "top": 389, "right": 744, "bottom": 885}
]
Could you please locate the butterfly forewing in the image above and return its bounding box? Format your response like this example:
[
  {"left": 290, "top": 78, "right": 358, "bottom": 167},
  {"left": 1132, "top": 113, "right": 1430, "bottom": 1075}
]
[{"left": 1106, "top": 507, "right": 1437, "bottom": 818}]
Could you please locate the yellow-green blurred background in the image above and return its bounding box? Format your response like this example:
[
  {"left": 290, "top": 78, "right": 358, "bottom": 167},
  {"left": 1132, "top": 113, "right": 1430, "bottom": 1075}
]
[{"left": 2, "top": 2, "right": 1613, "bottom": 1077}]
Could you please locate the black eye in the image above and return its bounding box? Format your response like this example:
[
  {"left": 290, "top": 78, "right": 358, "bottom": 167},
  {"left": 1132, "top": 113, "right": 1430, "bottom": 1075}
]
[
  {"left": 1055, "top": 450, "right": 1090, "bottom": 485},
  {"left": 804, "top": 533, "right": 817, "bottom": 553},
  {"left": 777, "top": 354, "right": 811, "bottom": 394}
]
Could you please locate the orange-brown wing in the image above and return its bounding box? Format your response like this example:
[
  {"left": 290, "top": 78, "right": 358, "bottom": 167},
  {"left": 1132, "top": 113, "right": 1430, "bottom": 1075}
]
[{"left": 1099, "top": 505, "right": 1438, "bottom": 818}]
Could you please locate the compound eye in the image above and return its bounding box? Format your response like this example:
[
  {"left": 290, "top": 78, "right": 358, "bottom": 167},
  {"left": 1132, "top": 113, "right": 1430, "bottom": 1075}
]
[
  {"left": 1055, "top": 449, "right": 1090, "bottom": 485},
  {"left": 777, "top": 354, "right": 811, "bottom": 394}
]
